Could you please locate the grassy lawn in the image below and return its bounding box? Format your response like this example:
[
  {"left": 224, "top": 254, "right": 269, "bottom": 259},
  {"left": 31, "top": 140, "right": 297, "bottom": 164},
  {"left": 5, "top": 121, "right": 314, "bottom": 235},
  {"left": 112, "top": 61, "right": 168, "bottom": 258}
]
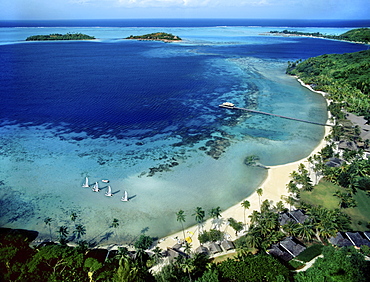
[
  {"left": 300, "top": 180, "right": 370, "bottom": 231},
  {"left": 300, "top": 180, "right": 342, "bottom": 209},
  {"left": 211, "top": 252, "right": 237, "bottom": 263}
]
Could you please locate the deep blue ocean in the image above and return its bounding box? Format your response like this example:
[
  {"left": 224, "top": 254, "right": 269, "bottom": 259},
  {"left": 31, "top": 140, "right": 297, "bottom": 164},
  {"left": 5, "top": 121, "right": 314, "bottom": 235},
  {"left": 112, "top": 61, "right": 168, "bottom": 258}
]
[{"left": 0, "top": 19, "right": 369, "bottom": 242}]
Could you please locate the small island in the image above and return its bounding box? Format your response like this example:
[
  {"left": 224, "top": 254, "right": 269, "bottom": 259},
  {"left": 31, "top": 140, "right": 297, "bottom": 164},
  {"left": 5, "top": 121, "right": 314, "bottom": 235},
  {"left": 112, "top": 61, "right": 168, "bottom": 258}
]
[
  {"left": 125, "top": 32, "right": 182, "bottom": 42},
  {"left": 269, "top": 27, "right": 370, "bottom": 44},
  {"left": 26, "top": 33, "right": 95, "bottom": 41}
]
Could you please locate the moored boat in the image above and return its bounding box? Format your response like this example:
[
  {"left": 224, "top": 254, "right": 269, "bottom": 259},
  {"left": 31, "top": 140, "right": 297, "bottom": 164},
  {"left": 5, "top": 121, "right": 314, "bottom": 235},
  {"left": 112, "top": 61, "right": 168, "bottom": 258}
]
[
  {"left": 121, "top": 190, "right": 128, "bottom": 202},
  {"left": 82, "top": 177, "right": 89, "bottom": 188},
  {"left": 105, "top": 185, "right": 113, "bottom": 197}
]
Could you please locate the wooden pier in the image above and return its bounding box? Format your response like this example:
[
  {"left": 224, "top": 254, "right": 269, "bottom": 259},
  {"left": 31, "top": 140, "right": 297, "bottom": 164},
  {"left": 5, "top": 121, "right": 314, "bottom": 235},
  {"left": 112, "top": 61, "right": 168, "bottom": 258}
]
[{"left": 219, "top": 103, "right": 332, "bottom": 127}]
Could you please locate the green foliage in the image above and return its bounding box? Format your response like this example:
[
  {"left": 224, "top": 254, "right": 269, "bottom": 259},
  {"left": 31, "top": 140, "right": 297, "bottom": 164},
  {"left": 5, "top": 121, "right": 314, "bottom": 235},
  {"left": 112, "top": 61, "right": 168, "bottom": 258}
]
[
  {"left": 227, "top": 218, "right": 244, "bottom": 235},
  {"left": 217, "top": 253, "right": 291, "bottom": 282},
  {"left": 126, "top": 32, "right": 181, "bottom": 41},
  {"left": 195, "top": 269, "right": 220, "bottom": 282},
  {"left": 198, "top": 229, "right": 223, "bottom": 244},
  {"left": 155, "top": 263, "right": 187, "bottom": 282},
  {"left": 0, "top": 232, "right": 36, "bottom": 282},
  {"left": 288, "top": 259, "right": 305, "bottom": 270},
  {"left": 287, "top": 49, "right": 370, "bottom": 119},
  {"left": 26, "top": 245, "right": 86, "bottom": 281},
  {"left": 134, "top": 235, "right": 153, "bottom": 250},
  {"left": 294, "top": 245, "right": 369, "bottom": 282},
  {"left": 295, "top": 244, "right": 324, "bottom": 262},
  {"left": 271, "top": 28, "right": 370, "bottom": 44},
  {"left": 360, "top": 245, "right": 370, "bottom": 256},
  {"left": 26, "top": 33, "right": 95, "bottom": 41},
  {"left": 244, "top": 155, "right": 259, "bottom": 166}
]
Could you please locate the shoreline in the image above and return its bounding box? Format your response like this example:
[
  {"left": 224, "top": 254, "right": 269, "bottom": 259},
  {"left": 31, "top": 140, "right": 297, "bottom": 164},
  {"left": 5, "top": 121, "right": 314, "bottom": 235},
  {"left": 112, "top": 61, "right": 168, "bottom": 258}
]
[
  {"left": 156, "top": 77, "right": 332, "bottom": 252},
  {"left": 28, "top": 80, "right": 332, "bottom": 254}
]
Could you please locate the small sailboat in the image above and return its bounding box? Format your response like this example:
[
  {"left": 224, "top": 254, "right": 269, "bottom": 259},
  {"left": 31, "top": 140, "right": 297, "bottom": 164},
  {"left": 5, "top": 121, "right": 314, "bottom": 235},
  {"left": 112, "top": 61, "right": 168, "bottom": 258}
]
[
  {"left": 92, "top": 182, "right": 100, "bottom": 192},
  {"left": 82, "top": 177, "right": 89, "bottom": 188},
  {"left": 105, "top": 185, "right": 113, "bottom": 197},
  {"left": 121, "top": 190, "right": 128, "bottom": 202}
]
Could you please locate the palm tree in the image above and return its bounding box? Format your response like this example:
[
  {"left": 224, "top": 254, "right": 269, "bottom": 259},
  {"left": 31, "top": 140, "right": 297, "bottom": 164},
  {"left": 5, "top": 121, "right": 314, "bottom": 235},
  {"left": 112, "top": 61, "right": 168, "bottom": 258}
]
[
  {"left": 241, "top": 200, "right": 250, "bottom": 227},
  {"left": 260, "top": 199, "right": 271, "bottom": 214},
  {"left": 192, "top": 207, "right": 205, "bottom": 234},
  {"left": 44, "top": 217, "right": 53, "bottom": 241},
  {"left": 70, "top": 212, "right": 77, "bottom": 222},
  {"left": 151, "top": 246, "right": 163, "bottom": 264},
  {"left": 74, "top": 224, "right": 86, "bottom": 240},
  {"left": 57, "top": 225, "right": 69, "bottom": 239},
  {"left": 209, "top": 207, "right": 222, "bottom": 229},
  {"left": 248, "top": 210, "right": 261, "bottom": 226},
  {"left": 286, "top": 181, "right": 299, "bottom": 195},
  {"left": 176, "top": 210, "right": 186, "bottom": 240},
  {"left": 179, "top": 257, "right": 195, "bottom": 282},
  {"left": 281, "top": 195, "right": 295, "bottom": 211},
  {"left": 282, "top": 221, "right": 299, "bottom": 237},
  {"left": 275, "top": 201, "right": 285, "bottom": 213},
  {"left": 111, "top": 218, "right": 119, "bottom": 228},
  {"left": 256, "top": 188, "right": 263, "bottom": 210},
  {"left": 184, "top": 241, "right": 192, "bottom": 256},
  {"left": 295, "top": 221, "right": 315, "bottom": 242}
]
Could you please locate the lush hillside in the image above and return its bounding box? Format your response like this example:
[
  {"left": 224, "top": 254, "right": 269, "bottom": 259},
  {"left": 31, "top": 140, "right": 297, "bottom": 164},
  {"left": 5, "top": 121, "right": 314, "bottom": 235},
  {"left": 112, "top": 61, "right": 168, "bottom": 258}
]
[
  {"left": 26, "top": 33, "right": 95, "bottom": 41},
  {"left": 270, "top": 28, "right": 370, "bottom": 44},
  {"left": 287, "top": 49, "right": 370, "bottom": 120},
  {"left": 126, "top": 32, "right": 181, "bottom": 41},
  {"left": 338, "top": 28, "right": 370, "bottom": 44}
]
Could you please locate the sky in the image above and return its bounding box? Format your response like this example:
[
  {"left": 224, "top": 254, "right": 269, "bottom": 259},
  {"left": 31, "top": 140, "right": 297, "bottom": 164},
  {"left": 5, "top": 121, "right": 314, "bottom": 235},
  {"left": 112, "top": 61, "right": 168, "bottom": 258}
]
[{"left": 1, "top": 0, "right": 369, "bottom": 21}]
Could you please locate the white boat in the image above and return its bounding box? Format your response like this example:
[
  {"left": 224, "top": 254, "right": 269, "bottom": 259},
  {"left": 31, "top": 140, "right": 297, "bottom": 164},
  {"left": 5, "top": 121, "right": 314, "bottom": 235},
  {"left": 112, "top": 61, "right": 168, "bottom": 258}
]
[
  {"left": 82, "top": 177, "right": 89, "bottom": 188},
  {"left": 121, "top": 190, "right": 128, "bottom": 202},
  {"left": 105, "top": 185, "right": 113, "bottom": 197},
  {"left": 92, "top": 182, "right": 99, "bottom": 192}
]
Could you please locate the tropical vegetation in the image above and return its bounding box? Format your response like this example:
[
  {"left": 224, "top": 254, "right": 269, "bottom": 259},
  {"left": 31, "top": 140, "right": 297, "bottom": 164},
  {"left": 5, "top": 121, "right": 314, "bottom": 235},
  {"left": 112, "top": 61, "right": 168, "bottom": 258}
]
[
  {"left": 126, "top": 32, "right": 181, "bottom": 41},
  {"left": 286, "top": 49, "right": 370, "bottom": 120},
  {"left": 26, "top": 33, "right": 95, "bottom": 41},
  {"left": 270, "top": 27, "right": 370, "bottom": 44}
]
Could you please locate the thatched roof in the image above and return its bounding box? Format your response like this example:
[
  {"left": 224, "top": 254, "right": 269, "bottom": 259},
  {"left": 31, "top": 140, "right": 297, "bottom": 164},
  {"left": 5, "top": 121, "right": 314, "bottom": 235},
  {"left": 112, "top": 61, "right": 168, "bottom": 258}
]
[
  {"left": 208, "top": 243, "right": 222, "bottom": 254},
  {"left": 268, "top": 244, "right": 293, "bottom": 262},
  {"left": 195, "top": 246, "right": 209, "bottom": 255},
  {"left": 329, "top": 232, "right": 353, "bottom": 247},
  {"left": 221, "top": 240, "right": 235, "bottom": 251},
  {"left": 345, "top": 232, "right": 370, "bottom": 247},
  {"left": 279, "top": 237, "right": 306, "bottom": 257}
]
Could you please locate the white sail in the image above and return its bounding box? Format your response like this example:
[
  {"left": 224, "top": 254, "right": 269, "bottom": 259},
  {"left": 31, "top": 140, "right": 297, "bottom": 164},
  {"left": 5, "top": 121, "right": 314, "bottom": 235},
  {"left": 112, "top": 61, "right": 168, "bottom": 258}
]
[
  {"left": 82, "top": 177, "right": 89, "bottom": 188},
  {"left": 92, "top": 182, "right": 99, "bottom": 192},
  {"left": 105, "top": 185, "right": 113, "bottom": 197},
  {"left": 121, "top": 190, "right": 128, "bottom": 202}
]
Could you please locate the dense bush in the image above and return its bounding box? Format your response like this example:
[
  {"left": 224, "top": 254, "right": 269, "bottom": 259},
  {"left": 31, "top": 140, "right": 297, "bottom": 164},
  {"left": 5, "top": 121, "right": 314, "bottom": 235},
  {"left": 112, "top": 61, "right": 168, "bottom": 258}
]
[
  {"left": 217, "top": 253, "right": 291, "bottom": 282},
  {"left": 26, "top": 33, "right": 95, "bottom": 41},
  {"left": 287, "top": 50, "right": 370, "bottom": 120},
  {"left": 198, "top": 229, "right": 223, "bottom": 244}
]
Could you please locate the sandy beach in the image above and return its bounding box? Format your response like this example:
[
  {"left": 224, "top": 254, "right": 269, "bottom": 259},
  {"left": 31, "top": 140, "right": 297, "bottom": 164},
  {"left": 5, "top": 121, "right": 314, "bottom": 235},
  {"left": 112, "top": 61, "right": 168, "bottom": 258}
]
[{"left": 156, "top": 80, "right": 332, "bottom": 253}]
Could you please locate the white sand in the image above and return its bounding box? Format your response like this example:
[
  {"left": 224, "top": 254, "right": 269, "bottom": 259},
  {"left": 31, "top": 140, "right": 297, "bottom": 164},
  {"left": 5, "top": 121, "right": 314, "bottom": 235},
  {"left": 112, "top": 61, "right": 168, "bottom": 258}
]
[{"left": 156, "top": 80, "right": 332, "bottom": 252}]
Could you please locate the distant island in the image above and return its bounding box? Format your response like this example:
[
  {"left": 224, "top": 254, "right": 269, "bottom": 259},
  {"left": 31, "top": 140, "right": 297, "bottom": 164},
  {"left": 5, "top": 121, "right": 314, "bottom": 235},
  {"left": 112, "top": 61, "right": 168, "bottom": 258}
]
[
  {"left": 269, "top": 28, "right": 370, "bottom": 44},
  {"left": 125, "top": 32, "right": 182, "bottom": 42},
  {"left": 26, "top": 33, "right": 95, "bottom": 41}
]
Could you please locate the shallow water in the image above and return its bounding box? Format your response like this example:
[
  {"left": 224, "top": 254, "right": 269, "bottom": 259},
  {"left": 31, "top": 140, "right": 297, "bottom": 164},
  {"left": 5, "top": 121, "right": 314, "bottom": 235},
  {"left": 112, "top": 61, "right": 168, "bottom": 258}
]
[{"left": 0, "top": 23, "right": 368, "bottom": 243}]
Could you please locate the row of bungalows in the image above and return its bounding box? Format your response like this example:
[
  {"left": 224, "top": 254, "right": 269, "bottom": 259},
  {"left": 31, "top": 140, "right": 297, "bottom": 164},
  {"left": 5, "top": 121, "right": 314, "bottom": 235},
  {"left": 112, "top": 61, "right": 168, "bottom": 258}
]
[
  {"left": 329, "top": 231, "right": 370, "bottom": 248},
  {"left": 278, "top": 209, "right": 309, "bottom": 226},
  {"left": 195, "top": 240, "right": 235, "bottom": 256},
  {"left": 269, "top": 210, "right": 309, "bottom": 261},
  {"left": 163, "top": 240, "right": 236, "bottom": 262},
  {"left": 268, "top": 237, "right": 306, "bottom": 262}
]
